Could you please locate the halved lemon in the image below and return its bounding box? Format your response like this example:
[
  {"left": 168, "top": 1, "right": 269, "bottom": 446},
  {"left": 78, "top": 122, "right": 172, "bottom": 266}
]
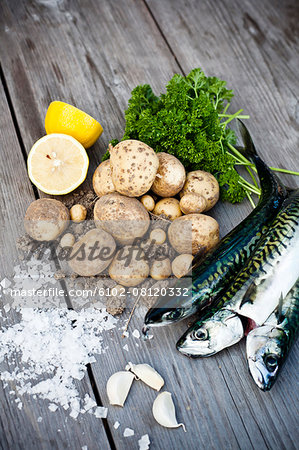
[
  {"left": 27, "top": 134, "right": 89, "bottom": 195},
  {"left": 45, "top": 101, "right": 103, "bottom": 148}
]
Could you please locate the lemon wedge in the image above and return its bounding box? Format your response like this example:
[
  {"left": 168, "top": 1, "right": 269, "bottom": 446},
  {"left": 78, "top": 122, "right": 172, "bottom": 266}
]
[
  {"left": 27, "top": 134, "right": 89, "bottom": 195},
  {"left": 45, "top": 101, "right": 103, "bottom": 148}
]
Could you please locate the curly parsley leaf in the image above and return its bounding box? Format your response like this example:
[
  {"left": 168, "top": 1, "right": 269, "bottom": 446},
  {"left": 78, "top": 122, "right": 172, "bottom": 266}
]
[{"left": 104, "top": 68, "right": 249, "bottom": 202}]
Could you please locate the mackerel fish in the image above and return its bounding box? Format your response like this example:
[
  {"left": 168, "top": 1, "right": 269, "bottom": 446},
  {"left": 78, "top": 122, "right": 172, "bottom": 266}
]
[
  {"left": 247, "top": 279, "right": 299, "bottom": 391},
  {"left": 177, "top": 189, "right": 299, "bottom": 357},
  {"left": 144, "top": 122, "right": 286, "bottom": 329}
]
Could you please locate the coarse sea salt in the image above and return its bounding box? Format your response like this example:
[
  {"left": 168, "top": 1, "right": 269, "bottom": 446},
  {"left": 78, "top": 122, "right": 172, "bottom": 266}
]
[
  {"left": 94, "top": 406, "right": 108, "bottom": 419},
  {"left": 132, "top": 329, "right": 140, "bottom": 339},
  {"left": 123, "top": 428, "right": 134, "bottom": 437},
  {"left": 138, "top": 434, "right": 150, "bottom": 450},
  {"left": 113, "top": 421, "right": 120, "bottom": 429},
  {"left": 0, "top": 307, "right": 117, "bottom": 419}
]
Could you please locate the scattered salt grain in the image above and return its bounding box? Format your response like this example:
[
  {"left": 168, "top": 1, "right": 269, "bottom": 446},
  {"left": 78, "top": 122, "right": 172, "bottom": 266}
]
[
  {"left": 0, "top": 308, "right": 118, "bottom": 419},
  {"left": 1, "top": 278, "right": 11, "bottom": 288},
  {"left": 123, "top": 428, "right": 134, "bottom": 437},
  {"left": 37, "top": 417, "right": 43, "bottom": 423},
  {"left": 122, "top": 331, "right": 129, "bottom": 338},
  {"left": 49, "top": 403, "right": 58, "bottom": 412},
  {"left": 94, "top": 406, "right": 108, "bottom": 419},
  {"left": 83, "top": 394, "right": 97, "bottom": 411},
  {"left": 132, "top": 329, "right": 140, "bottom": 339},
  {"left": 138, "top": 434, "right": 150, "bottom": 450},
  {"left": 82, "top": 446, "right": 88, "bottom": 450},
  {"left": 4, "top": 304, "right": 10, "bottom": 313},
  {"left": 113, "top": 421, "right": 120, "bottom": 429},
  {"left": 123, "top": 344, "right": 129, "bottom": 352}
]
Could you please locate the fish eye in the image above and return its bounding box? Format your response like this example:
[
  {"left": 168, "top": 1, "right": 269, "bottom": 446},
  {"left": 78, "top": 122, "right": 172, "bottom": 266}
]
[
  {"left": 192, "top": 328, "right": 208, "bottom": 341},
  {"left": 167, "top": 309, "right": 183, "bottom": 321},
  {"left": 264, "top": 354, "right": 278, "bottom": 372}
]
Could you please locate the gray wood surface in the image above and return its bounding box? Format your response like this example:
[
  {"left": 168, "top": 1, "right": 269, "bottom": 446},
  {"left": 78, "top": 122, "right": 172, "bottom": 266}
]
[
  {"left": 0, "top": 85, "right": 111, "bottom": 450},
  {"left": 0, "top": 0, "right": 298, "bottom": 449}
]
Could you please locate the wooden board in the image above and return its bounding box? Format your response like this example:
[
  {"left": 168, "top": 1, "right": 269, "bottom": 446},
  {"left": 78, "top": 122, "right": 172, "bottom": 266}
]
[
  {"left": 0, "top": 0, "right": 298, "bottom": 448},
  {"left": 145, "top": 0, "right": 299, "bottom": 188},
  {"left": 0, "top": 84, "right": 111, "bottom": 450}
]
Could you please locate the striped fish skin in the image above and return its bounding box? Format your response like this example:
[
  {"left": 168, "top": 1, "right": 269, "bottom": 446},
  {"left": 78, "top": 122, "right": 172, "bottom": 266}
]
[
  {"left": 247, "top": 279, "right": 299, "bottom": 390},
  {"left": 177, "top": 190, "right": 299, "bottom": 357},
  {"left": 144, "top": 124, "right": 286, "bottom": 328}
]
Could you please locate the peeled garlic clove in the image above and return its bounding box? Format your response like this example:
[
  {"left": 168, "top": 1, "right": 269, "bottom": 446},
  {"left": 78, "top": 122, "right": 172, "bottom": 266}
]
[
  {"left": 106, "top": 371, "right": 135, "bottom": 407},
  {"left": 125, "top": 362, "right": 164, "bottom": 391},
  {"left": 152, "top": 391, "right": 186, "bottom": 431}
]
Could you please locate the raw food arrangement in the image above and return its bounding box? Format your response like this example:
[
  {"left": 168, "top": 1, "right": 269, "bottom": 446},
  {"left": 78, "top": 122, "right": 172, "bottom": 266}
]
[
  {"left": 22, "top": 70, "right": 299, "bottom": 392},
  {"left": 2, "top": 67, "right": 298, "bottom": 443}
]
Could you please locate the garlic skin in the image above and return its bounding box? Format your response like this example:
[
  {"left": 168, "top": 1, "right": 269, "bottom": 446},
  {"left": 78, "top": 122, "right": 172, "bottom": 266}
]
[
  {"left": 106, "top": 371, "right": 135, "bottom": 407},
  {"left": 152, "top": 391, "right": 186, "bottom": 431},
  {"left": 125, "top": 362, "right": 164, "bottom": 391}
]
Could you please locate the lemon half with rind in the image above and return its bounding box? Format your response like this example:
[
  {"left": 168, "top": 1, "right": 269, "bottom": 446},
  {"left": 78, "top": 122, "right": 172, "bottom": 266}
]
[
  {"left": 27, "top": 134, "right": 89, "bottom": 195},
  {"left": 45, "top": 101, "right": 103, "bottom": 148}
]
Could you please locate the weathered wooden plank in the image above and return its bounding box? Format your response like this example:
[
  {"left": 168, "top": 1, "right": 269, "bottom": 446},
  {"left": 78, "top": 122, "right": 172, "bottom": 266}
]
[
  {"left": 145, "top": 0, "right": 299, "bottom": 188},
  {"left": 0, "top": 84, "right": 111, "bottom": 450},
  {"left": 1, "top": 0, "right": 298, "bottom": 449},
  {"left": 142, "top": 0, "right": 299, "bottom": 447}
]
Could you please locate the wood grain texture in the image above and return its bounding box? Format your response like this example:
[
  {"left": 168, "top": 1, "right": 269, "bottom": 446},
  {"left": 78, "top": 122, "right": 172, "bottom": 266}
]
[
  {"left": 0, "top": 0, "right": 298, "bottom": 449},
  {"left": 145, "top": 0, "right": 299, "bottom": 188},
  {"left": 0, "top": 85, "right": 110, "bottom": 450}
]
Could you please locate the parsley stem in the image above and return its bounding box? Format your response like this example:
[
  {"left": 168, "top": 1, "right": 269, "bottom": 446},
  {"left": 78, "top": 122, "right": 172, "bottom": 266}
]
[
  {"left": 238, "top": 179, "right": 261, "bottom": 195},
  {"left": 227, "top": 143, "right": 250, "bottom": 164},
  {"left": 219, "top": 114, "right": 250, "bottom": 119},
  {"left": 269, "top": 167, "right": 299, "bottom": 176},
  {"left": 246, "top": 190, "right": 256, "bottom": 209},
  {"left": 221, "top": 109, "right": 244, "bottom": 126},
  {"left": 246, "top": 166, "right": 259, "bottom": 188},
  {"left": 222, "top": 102, "right": 230, "bottom": 114},
  {"left": 228, "top": 144, "right": 299, "bottom": 176}
]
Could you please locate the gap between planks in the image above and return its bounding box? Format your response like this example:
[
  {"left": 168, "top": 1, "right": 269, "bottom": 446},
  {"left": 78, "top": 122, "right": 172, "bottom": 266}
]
[{"left": 0, "top": 67, "right": 117, "bottom": 450}]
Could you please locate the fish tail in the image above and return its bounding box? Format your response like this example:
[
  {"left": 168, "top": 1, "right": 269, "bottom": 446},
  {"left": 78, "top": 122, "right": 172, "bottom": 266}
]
[
  {"left": 237, "top": 120, "right": 294, "bottom": 194},
  {"left": 237, "top": 120, "right": 258, "bottom": 162}
]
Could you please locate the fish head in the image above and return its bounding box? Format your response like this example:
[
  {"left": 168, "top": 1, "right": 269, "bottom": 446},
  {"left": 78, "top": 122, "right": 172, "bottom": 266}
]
[
  {"left": 144, "top": 279, "right": 194, "bottom": 327},
  {"left": 246, "top": 326, "right": 286, "bottom": 391},
  {"left": 144, "top": 307, "right": 186, "bottom": 327},
  {"left": 176, "top": 309, "right": 244, "bottom": 357}
]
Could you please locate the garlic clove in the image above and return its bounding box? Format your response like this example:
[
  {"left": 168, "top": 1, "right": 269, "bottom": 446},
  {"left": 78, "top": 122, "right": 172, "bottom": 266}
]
[
  {"left": 152, "top": 391, "right": 186, "bottom": 431},
  {"left": 125, "top": 362, "right": 164, "bottom": 391},
  {"left": 106, "top": 371, "right": 135, "bottom": 407}
]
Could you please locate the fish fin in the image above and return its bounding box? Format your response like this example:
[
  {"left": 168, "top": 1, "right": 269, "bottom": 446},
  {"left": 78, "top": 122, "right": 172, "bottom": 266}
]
[
  {"left": 277, "top": 293, "right": 285, "bottom": 325},
  {"left": 239, "top": 282, "right": 257, "bottom": 308},
  {"left": 237, "top": 120, "right": 258, "bottom": 159}
]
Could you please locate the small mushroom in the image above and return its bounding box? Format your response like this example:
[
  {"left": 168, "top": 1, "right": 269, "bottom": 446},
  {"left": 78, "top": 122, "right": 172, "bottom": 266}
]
[
  {"left": 152, "top": 392, "right": 186, "bottom": 431},
  {"left": 106, "top": 371, "right": 135, "bottom": 407},
  {"left": 125, "top": 362, "right": 164, "bottom": 391}
]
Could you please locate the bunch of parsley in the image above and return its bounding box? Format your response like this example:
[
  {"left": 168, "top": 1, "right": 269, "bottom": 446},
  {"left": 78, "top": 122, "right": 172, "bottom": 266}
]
[{"left": 103, "top": 68, "right": 255, "bottom": 203}]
